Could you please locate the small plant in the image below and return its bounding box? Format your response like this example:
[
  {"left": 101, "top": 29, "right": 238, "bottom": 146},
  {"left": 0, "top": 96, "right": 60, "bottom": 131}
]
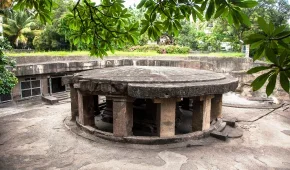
[
  {"left": 128, "top": 45, "right": 190, "bottom": 54},
  {"left": 157, "top": 45, "right": 190, "bottom": 54}
]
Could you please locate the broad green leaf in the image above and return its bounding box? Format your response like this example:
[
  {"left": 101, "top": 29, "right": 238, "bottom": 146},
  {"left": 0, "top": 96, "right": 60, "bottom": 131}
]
[
  {"left": 251, "top": 71, "right": 273, "bottom": 91},
  {"left": 280, "top": 71, "right": 290, "bottom": 92},
  {"left": 140, "top": 23, "right": 149, "bottom": 35},
  {"left": 257, "top": 18, "right": 270, "bottom": 35},
  {"left": 214, "top": 5, "right": 226, "bottom": 18},
  {"left": 276, "top": 31, "right": 290, "bottom": 38},
  {"left": 273, "top": 25, "right": 286, "bottom": 36},
  {"left": 265, "top": 48, "right": 277, "bottom": 64},
  {"left": 206, "top": 0, "right": 215, "bottom": 20},
  {"left": 240, "top": 12, "right": 251, "bottom": 27},
  {"left": 247, "top": 66, "right": 270, "bottom": 74},
  {"left": 234, "top": 0, "right": 258, "bottom": 8},
  {"left": 266, "top": 73, "right": 277, "bottom": 96},
  {"left": 253, "top": 46, "right": 265, "bottom": 61},
  {"left": 250, "top": 40, "right": 264, "bottom": 49},
  {"left": 137, "top": 0, "right": 146, "bottom": 9},
  {"left": 244, "top": 34, "right": 266, "bottom": 44},
  {"left": 279, "top": 50, "right": 288, "bottom": 66},
  {"left": 278, "top": 40, "right": 290, "bottom": 50}
]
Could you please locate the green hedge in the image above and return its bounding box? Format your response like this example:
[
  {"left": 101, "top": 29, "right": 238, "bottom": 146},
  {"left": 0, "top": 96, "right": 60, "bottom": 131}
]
[
  {"left": 128, "top": 45, "right": 190, "bottom": 54},
  {"left": 157, "top": 45, "right": 190, "bottom": 54}
]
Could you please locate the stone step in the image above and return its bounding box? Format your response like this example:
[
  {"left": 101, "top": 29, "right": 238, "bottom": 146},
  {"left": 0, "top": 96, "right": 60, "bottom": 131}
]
[
  {"left": 42, "top": 96, "right": 58, "bottom": 105},
  {"left": 52, "top": 92, "right": 70, "bottom": 101}
]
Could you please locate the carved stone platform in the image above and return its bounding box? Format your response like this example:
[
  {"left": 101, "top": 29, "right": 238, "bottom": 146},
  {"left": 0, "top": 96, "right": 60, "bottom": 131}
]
[{"left": 63, "top": 66, "right": 238, "bottom": 143}]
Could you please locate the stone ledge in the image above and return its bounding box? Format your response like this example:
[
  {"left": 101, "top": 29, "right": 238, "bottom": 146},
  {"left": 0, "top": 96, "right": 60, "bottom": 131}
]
[{"left": 68, "top": 116, "right": 226, "bottom": 145}]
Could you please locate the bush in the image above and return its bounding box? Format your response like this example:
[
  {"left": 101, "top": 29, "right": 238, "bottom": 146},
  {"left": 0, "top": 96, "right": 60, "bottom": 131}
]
[
  {"left": 0, "top": 38, "right": 12, "bottom": 50},
  {"left": 128, "top": 44, "right": 160, "bottom": 52},
  {"left": 128, "top": 45, "right": 190, "bottom": 54},
  {"left": 157, "top": 45, "right": 190, "bottom": 54}
]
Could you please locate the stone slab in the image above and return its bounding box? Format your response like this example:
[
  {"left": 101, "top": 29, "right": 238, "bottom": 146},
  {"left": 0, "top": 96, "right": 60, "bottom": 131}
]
[
  {"left": 42, "top": 95, "right": 58, "bottom": 105},
  {"left": 71, "top": 66, "right": 238, "bottom": 98}
]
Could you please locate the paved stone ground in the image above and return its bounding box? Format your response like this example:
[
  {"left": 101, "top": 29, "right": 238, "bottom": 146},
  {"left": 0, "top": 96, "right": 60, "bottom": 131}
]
[{"left": 0, "top": 101, "right": 290, "bottom": 170}]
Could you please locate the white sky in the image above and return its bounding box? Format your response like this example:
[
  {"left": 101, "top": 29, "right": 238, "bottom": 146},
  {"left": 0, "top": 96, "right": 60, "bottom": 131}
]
[
  {"left": 124, "top": 0, "right": 141, "bottom": 7},
  {"left": 92, "top": 0, "right": 141, "bottom": 7}
]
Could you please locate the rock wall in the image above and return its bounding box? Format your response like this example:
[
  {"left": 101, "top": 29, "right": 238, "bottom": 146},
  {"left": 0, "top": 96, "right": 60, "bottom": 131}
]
[{"left": 9, "top": 56, "right": 288, "bottom": 102}]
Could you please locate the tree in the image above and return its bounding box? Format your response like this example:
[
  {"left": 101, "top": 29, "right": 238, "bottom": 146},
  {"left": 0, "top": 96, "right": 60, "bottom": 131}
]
[
  {"left": 0, "top": 38, "right": 17, "bottom": 94},
  {"left": 3, "top": 10, "right": 36, "bottom": 48},
  {"left": 1, "top": 0, "right": 289, "bottom": 96},
  {"left": 245, "top": 18, "right": 290, "bottom": 95},
  {"left": 33, "top": 0, "right": 73, "bottom": 51}
]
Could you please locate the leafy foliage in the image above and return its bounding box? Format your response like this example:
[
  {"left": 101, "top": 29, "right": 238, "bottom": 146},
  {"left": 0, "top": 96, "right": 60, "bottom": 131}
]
[
  {"left": 157, "top": 45, "right": 190, "bottom": 54},
  {"left": 0, "top": 50, "right": 17, "bottom": 95},
  {"left": 3, "top": 10, "right": 36, "bottom": 48},
  {"left": 2, "top": 0, "right": 289, "bottom": 96},
  {"left": 128, "top": 44, "right": 190, "bottom": 54},
  {"left": 33, "top": 0, "right": 73, "bottom": 51},
  {"left": 59, "top": 0, "right": 139, "bottom": 58},
  {"left": 245, "top": 17, "right": 290, "bottom": 95}
]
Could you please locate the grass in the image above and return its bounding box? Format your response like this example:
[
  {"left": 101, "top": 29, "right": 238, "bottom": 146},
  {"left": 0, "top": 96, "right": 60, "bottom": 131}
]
[{"left": 6, "top": 50, "right": 245, "bottom": 58}]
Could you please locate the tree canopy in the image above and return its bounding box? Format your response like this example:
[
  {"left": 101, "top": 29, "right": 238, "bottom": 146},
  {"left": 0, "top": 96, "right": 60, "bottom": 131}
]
[{"left": 0, "top": 0, "right": 289, "bottom": 95}]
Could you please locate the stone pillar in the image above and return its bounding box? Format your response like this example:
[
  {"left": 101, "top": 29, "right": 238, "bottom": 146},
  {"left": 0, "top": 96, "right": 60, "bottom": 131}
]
[
  {"left": 192, "top": 95, "right": 214, "bottom": 131},
  {"left": 211, "top": 94, "right": 223, "bottom": 121},
  {"left": 112, "top": 97, "right": 134, "bottom": 137},
  {"left": 70, "top": 84, "right": 78, "bottom": 121},
  {"left": 77, "top": 90, "right": 95, "bottom": 126},
  {"left": 155, "top": 98, "right": 177, "bottom": 137}
]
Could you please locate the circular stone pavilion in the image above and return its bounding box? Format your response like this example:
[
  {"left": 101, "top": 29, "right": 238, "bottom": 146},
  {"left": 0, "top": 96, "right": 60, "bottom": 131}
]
[{"left": 63, "top": 66, "right": 238, "bottom": 144}]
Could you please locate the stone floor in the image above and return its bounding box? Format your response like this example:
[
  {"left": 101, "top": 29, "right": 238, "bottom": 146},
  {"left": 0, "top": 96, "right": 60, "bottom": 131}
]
[{"left": 0, "top": 100, "right": 290, "bottom": 170}]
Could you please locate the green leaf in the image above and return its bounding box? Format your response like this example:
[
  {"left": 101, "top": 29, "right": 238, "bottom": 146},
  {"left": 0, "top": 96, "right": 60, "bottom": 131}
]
[
  {"left": 279, "top": 50, "right": 288, "bottom": 66},
  {"left": 240, "top": 12, "right": 251, "bottom": 27},
  {"left": 214, "top": 5, "right": 226, "bottom": 18},
  {"left": 257, "top": 18, "right": 269, "bottom": 35},
  {"left": 244, "top": 34, "right": 266, "bottom": 44},
  {"left": 234, "top": 0, "right": 258, "bottom": 8},
  {"left": 206, "top": 0, "right": 215, "bottom": 20},
  {"left": 247, "top": 66, "right": 270, "bottom": 74},
  {"left": 277, "top": 40, "right": 290, "bottom": 50},
  {"left": 250, "top": 40, "right": 264, "bottom": 49},
  {"left": 265, "top": 48, "right": 277, "bottom": 64},
  {"left": 137, "top": 0, "right": 146, "bottom": 9},
  {"left": 280, "top": 71, "right": 290, "bottom": 92},
  {"left": 251, "top": 71, "right": 273, "bottom": 91},
  {"left": 276, "top": 31, "right": 290, "bottom": 38},
  {"left": 266, "top": 73, "right": 277, "bottom": 96},
  {"left": 273, "top": 25, "right": 286, "bottom": 36},
  {"left": 253, "top": 46, "right": 265, "bottom": 61}
]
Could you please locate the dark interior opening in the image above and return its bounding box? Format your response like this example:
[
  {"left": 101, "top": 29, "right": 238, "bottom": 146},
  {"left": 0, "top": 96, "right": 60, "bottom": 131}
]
[{"left": 48, "top": 77, "right": 66, "bottom": 93}]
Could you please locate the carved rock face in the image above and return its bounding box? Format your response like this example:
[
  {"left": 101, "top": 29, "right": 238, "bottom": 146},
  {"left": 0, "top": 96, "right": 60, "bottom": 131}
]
[{"left": 65, "top": 66, "right": 238, "bottom": 98}]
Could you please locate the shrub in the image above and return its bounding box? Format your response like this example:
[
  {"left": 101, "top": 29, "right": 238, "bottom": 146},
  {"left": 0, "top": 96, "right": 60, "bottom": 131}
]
[
  {"left": 129, "top": 44, "right": 160, "bottom": 52},
  {"left": 128, "top": 45, "right": 190, "bottom": 54},
  {"left": 157, "top": 45, "right": 190, "bottom": 54}
]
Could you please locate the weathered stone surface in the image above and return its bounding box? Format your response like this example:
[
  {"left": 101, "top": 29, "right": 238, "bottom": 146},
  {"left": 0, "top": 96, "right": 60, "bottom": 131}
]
[
  {"left": 113, "top": 97, "right": 133, "bottom": 137},
  {"left": 200, "top": 95, "right": 213, "bottom": 131},
  {"left": 42, "top": 95, "right": 58, "bottom": 105},
  {"left": 77, "top": 90, "right": 95, "bottom": 126},
  {"left": 192, "top": 96, "right": 214, "bottom": 132},
  {"left": 70, "top": 85, "right": 78, "bottom": 121},
  {"left": 210, "top": 130, "right": 228, "bottom": 141},
  {"left": 211, "top": 94, "right": 223, "bottom": 120},
  {"left": 155, "top": 98, "right": 177, "bottom": 137},
  {"left": 71, "top": 66, "right": 238, "bottom": 98},
  {"left": 223, "top": 118, "right": 237, "bottom": 127},
  {"left": 281, "top": 130, "right": 290, "bottom": 136}
]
